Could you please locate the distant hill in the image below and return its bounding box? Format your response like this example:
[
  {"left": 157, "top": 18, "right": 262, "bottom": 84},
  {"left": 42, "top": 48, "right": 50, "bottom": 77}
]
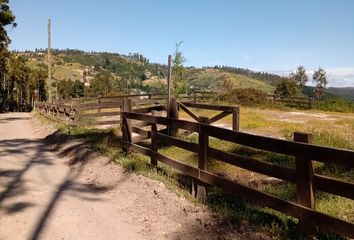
[
  {"left": 15, "top": 49, "right": 280, "bottom": 94},
  {"left": 17, "top": 49, "right": 168, "bottom": 84},
  {"left": 302, "top": 86, "right": 354, "bottom": 102},
  {"left": 14, "top": 49, "right": 353, "bottom": 101},
  {"left": 185, "top": 68, "right": 275, "bottom": 93},
  {"left": 327, "top": 87, "right": 354, "bottom": 101}
]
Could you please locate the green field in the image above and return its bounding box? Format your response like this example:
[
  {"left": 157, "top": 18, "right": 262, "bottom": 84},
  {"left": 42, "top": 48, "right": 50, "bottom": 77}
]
[
  {"left": 53, "top": 65, "right": 82, "bottom": 81},
  {"left": 186, "top": 68, "right": 275, "bottom": 93}
]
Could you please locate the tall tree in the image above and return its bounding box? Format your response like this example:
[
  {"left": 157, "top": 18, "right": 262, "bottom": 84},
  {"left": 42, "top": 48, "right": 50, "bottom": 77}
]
[
  {"left": 274, "top": 79, "right": 300, "bottom": 98},
  {"left": 290, "top": 65, "right": 308, "bottom": 86},
  {"left": 85, "top": 72, "right": 114, "bottom": 97},
  {"left": 0, "top": 0, "right": 16, "bottom": 51},
  {"left": 312, "top": 68, "right": 328, "bottom": 100},
  {"left": 0, "top": 0, "right": 16, "bottom": 111},
  {"left": 172, "top": 41, "right": 187, "bottom": 95}
]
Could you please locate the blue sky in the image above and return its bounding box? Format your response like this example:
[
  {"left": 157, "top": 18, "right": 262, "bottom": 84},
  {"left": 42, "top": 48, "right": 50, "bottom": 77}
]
[{"left": 8, "top": 0, "right": 354, "bottom": 87}]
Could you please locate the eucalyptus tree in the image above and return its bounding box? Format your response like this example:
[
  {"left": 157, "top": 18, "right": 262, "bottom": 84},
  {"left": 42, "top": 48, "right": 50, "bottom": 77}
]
[
  {"left": 312, "top": 68, "right": 328, "bottom": 100},
  {"left": 0, "top": 0, "right": 16, "bottom": 111},
  {"left": 290, "top": 65, "right": 308, "bottom": 86}
]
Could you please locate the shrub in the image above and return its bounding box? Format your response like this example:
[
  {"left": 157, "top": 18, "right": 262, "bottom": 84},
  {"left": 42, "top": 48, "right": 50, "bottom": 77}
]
[
  {"left": 313, "top": 97, "right": 354, "bottom": 113},
  {"left": 221, "top": 88, "right": 268, "bottom": 106},
  {"left": 274, "top": 79, "right": 300, "bottom": 98}
]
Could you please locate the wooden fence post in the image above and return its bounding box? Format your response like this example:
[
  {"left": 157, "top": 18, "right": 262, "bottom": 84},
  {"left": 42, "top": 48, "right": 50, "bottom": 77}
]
[
  {"left": 167, "top": 55, "right": 173, "bottom": 115},
  {"left": 232, "top": 107, "right": 240, "bottom": 131},
  {"left": 168, "top": 98, "right": 179, "bottom": 137},
  {"left": 197, "top": 116, "right": 209, "bottom": 202},
  {"left": 69, "top": 101, "right": 76, "bottom": 123},
  {"left": 122, "top": 98, "right": 132, "bottom": 154},
  {"left": 97, "top": 96, "right": 101, "bottom": 113},
  {"left": 150, "top": 110, "right": 158, "bottom": 168},
  {"left": 308, "top": 97, "right": 312, "bottom": 109},
  {"left": 294, "top": 132, "right": 315, "bottom": 230}
]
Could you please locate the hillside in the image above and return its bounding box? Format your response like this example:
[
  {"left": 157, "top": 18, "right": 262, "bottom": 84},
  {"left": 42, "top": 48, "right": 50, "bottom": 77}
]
[
  {"left": 16, "top": 49, "right": 278, "bottom": 94},
  {"left": 327, "top": 87, "right": 354, "bottom": 101},
  {"left": 185, "top": 68, "right": 275, "bottom": 93},
  {"left": 15, "top": 49, "right": 353, "bottom": 101}
]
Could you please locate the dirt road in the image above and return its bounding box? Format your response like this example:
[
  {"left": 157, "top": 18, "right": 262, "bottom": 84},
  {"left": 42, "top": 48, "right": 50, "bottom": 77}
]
[{"left": 0, "top": 113, "right": 254, "bottom": 240}]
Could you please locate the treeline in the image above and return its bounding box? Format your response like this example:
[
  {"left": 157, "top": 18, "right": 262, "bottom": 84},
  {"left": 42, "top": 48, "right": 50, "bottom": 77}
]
[
  {"left": 23, "top": 49, "right": 169, "bottom": 82},
  {"left": 0, "top": 56, "right": 47, "bottom": 112},
  {"left": 211, "top": 65, "right": 288, "bottom": 86},
  {"left": 56, "top": 71, "right": 156, "bottom": 100},
  {"left": 0, "top": 1, "right": 48, "bottom": 112}
]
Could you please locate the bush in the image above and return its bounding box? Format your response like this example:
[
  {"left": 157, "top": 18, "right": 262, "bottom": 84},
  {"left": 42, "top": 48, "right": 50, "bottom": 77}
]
[
  {"left": 313, "top": 97, "right": 354, "bottom": 113},
  {"left": 221, "top": 88, "right": 268, "bottom": 106},
  {"left": 274, "top": 79, "right": 300, "bottom": 98}
]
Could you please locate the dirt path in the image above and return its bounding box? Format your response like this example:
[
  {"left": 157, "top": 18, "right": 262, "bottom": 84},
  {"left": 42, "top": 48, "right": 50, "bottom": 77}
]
[{"left": 0, "top": 113, "right": 259, "bottom": 240}]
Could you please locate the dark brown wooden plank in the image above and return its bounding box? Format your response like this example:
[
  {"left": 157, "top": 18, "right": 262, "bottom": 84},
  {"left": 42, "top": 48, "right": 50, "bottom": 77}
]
[
  {"left": 209, "top": 111, "right": 230, "bottom": 124},
  {"left": 277, "top": 99, "right": 308, "bottom": 104},
  {"left": 120, "top": 140, "right": 199, "bottom": 178},
  {"left": 314, "top": 175, "right": 354, "bottom": 200},
  {"left": 132, "top": 126, "right": 151, "bottom": 138},
  {"left": 232, "top": 108, "right": 240, "bottom": 131},
  {"left": 132, "top": 135, "right": 150, "bottom": 143},
  {"left": 78, "top": 111, "right": 121, "bottom": 118},
  {"left": 208, "top": 147, "right": 297, "bottom": 183},
  {"left": 267, "top": 95, "right": 309, "bottom": 101},
  {"left": 133, "top": 105, "right": 166, "bottom": 114},
  {"left": 76, "top": 102, "right": 121, "bottom": 110},
  {"left": 122, "top": 99, "right": 133, "bottom": 153},
  {"left": 133, "top": 121, "right": 151, "bottom": 128},
  {"left": 150, "top": 111, "right": 158, "bottom": 167},
  {"left": 121, "top": 111, "right": 199, "bottom": 132},
  {"left": 199, "top": 170, "right": 354, "bottom": 238},
  {"left": 202, "top": 124, "right": 354, "bottom": 168},
  {"left": 178, "top": 101, "right": 199, "bottom": 122},
  {"left": 197, "top": 116, "right": 209, "bottom": 201},
  {"left": 157, "top": 133, "right": 199, "bottom": 153},
  {"left": 294, "top": 132, "right": 315, "bottom": 210},
  {"left": 168, "top": 98, "right": 179, "bottom": 137},
  {"left": 180, "top": 102, "right": 234, "bottom": 112},
  {"left": 85, "top": 120, "right": 121, "bottom": 126}
]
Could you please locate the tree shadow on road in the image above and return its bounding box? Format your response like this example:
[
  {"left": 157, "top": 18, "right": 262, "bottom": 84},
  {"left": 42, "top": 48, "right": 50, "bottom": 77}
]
[{"left": 0, "top": 135, "right": 121, "bottom": 240}]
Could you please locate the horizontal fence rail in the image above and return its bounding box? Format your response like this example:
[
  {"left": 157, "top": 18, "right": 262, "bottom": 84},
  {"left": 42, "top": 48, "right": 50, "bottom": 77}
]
[
  {"left": 35, "top": 91, "right": 215, "bottom": 127},
  {"left": 267, "top": 95, "right": 313, "bottom": 109},
  {"left": 177, "top": 101, "right": 240, "bottom": 131},
  {"left": 35, "top": 102, "right": 76, "bottom": 124},
  {"left": 120, "top": 110, "right": 354, "bottom": 238}
]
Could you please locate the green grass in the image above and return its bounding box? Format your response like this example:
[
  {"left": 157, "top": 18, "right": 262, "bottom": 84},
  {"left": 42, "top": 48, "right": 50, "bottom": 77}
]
[
  {"left": 186, "top": 68, "right": 275, "bottom": 93},
  {"left": 225, "top": 74, "right": 275, "bottom": 93},
  {"left": 53, "top": 65, "right": 82, "bottom": 81}
]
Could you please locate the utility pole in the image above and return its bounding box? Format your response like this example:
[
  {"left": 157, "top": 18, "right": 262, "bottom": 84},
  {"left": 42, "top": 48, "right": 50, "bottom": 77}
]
[
  {"left": 167, "top": 55, "right": 172, "bottom": 117},
  {"left": 47, "top": 18, "right": 52, "bottom": 103}
]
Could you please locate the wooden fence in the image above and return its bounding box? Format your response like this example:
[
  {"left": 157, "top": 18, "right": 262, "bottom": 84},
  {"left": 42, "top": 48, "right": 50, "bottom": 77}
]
[
  {"left": 35, "top": 102, "right": 76, "bottom": 124},
  {"left": 35, "top": 96, "right": 354, "bottom": 237},
  {"left": 177, "top": 101, "right": 239, "bottom": 131},
  {"left": 267, "top": 95, "right": 313, "bottom": 109},
  {"left": 120, "top": 106, "right": 354, "bottom": 238},
  {"left": 35, "top": 91, "right": 223, "bottom": 128}
]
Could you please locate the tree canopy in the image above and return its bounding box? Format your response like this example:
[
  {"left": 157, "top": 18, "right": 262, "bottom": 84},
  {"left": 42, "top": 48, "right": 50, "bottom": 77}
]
[
  {"left": 312, "top": 68, "right": 328, "bottom": 100},
  {"left": 290, "top": 65, "right": 308, "bottom": 86}
]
